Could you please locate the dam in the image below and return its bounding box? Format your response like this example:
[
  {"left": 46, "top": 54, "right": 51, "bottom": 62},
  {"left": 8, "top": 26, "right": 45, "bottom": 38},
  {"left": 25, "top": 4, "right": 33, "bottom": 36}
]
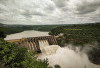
[{"left": 5, "top": 30, "right": 58, "bottom": 53}]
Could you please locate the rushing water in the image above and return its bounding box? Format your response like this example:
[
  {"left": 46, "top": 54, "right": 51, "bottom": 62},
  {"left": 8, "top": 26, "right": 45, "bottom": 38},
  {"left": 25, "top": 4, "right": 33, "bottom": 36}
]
[{"left": 38, "top": 42, "right": 100, "bottom": 68}]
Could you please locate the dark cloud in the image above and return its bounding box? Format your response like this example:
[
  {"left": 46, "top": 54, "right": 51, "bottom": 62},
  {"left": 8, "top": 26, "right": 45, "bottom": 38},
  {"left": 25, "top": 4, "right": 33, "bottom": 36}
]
[
  {"left": 77, "top": 0, "right": 100, "bottom": 14},
  {"left": 21, "top": 10, "right": 46, "bottom": 18},
  {"left": 22, "top": 13, "right": 32, "bottom": 18},
  {"left": 45, "top": 5, "right": 55, "bottom": 11},
  {"left": 53, "top": 0, "right": 69, "bottom": 8},
  {"left": 0, "top": 18, "right": 6, "bottom": 22},
  {"left": 90, "top": 14, "right": 100, "bottom": 22},
  {"left": 33, "top": 12, "right": 46, "bottom": 16}
]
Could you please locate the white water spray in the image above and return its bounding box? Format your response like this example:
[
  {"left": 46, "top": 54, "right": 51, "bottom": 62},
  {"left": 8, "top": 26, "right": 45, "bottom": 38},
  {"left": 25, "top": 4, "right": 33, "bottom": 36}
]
[{"left": 38, "top": 41, "right": 100, "bottom": 68}]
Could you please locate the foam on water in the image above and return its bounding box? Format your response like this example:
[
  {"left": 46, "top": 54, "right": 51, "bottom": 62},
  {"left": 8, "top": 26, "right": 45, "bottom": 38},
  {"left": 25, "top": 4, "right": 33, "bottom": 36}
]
[{"left": 38, "top": 45, "right": 100, "bottom": 68}]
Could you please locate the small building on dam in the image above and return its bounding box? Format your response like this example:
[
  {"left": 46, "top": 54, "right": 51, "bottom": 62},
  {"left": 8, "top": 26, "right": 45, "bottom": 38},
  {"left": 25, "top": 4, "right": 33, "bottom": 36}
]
[{"left": 5, "top": 30, "right": 58, "bottom": 53}]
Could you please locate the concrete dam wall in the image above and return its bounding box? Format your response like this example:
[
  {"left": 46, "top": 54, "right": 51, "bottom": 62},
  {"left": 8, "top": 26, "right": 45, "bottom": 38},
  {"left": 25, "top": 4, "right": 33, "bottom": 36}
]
[{"left": 6, "top": 36, "right": 58, "bottom": 53}]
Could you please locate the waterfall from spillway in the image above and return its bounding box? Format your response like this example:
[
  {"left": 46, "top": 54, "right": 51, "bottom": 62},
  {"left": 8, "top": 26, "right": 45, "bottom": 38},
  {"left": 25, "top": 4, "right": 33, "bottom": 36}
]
[
  {"left": 38, "top": 42, "right": 100, "bottom": 68},
  {"left": 39, "top": 40, "right": 60, "bottom": 55},
  {"left": 39, "top": 40, "right": 49, "bottom": 54}
]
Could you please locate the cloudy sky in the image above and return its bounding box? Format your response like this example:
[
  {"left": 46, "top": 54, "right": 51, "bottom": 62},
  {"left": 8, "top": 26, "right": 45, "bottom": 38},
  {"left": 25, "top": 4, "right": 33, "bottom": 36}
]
[{"left": 0, "top": 0, "right": 100, "bottom": 25}]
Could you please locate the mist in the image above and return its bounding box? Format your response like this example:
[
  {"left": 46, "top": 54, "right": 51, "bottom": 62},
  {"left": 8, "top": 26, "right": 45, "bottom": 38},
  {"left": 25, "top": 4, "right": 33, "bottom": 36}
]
[{"left": 38, "top": 44, "right": 100, "bottom": 68}]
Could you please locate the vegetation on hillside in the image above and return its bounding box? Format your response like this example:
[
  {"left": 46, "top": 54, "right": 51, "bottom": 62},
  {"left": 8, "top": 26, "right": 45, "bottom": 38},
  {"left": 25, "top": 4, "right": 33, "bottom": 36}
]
[
  {"left": 0, "top": 31, "right": 6, "bottom": 38},
  {"left": 49, "top": 23, "right": 100, "bottom": 46},
  {"left": 0, "top": 39, "right": 52, "bottom": 68},
  {"left": 0, "top": 23, "right": 62, "bottom": 35}
]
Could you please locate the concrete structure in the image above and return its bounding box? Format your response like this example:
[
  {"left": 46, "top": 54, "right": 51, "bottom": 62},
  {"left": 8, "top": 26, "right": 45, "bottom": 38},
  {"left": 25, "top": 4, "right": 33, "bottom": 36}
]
[{"left": 6, "top": 36, "right": 58, "bottom": 53}]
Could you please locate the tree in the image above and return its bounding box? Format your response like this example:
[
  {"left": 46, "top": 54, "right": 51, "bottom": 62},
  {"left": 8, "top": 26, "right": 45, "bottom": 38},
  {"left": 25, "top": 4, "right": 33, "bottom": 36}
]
[
  {"left": 0, "top": 39, "right": 51, "bottom": 68},
  {"left": 49, "top": 27, "right": 64, "bottom": 36},
  {"left": 54, "top": 64, "right": 61, "bottom": 68},
  {"left": 0, "top": 31, "right": 6, "bottom": 38},
  {"left": 88, "top": 43, "right": 100, "bottom": 65}
]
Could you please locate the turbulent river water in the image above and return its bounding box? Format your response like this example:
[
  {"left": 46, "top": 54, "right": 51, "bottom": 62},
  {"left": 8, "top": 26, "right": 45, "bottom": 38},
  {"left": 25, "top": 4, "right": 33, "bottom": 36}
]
[
  {"left": 38, "top": 44, "right": 100, "bottom": 68},
  {"left": 5, "top": 30, "right": 100, "bottom": 68}
]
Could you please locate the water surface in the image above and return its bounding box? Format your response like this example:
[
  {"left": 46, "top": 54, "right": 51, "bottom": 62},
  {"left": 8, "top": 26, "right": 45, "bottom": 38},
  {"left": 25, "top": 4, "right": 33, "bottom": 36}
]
[{"left": 5, "top": 30, "right": 50, "bottom": 40}]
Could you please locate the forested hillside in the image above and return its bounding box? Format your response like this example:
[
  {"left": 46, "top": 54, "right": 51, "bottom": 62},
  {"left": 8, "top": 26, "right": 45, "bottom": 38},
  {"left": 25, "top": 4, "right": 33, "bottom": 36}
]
[
  {"left": 49, "top": 23, "right": 100, "bottom": 46},
  {"left": 0, "top": 23, "right": 62, "bottom": 35}
]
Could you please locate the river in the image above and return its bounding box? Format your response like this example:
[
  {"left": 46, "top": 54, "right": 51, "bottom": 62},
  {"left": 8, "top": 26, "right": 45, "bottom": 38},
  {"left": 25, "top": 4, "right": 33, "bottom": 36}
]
[{"left": 5, "top": 30, "right": 50, "bottom": 40}]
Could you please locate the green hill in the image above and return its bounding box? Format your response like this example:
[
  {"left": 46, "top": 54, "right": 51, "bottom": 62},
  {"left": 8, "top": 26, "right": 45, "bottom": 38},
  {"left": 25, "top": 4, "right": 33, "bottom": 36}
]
[{"left": 49, "top": 23, "right": 100, "bottom": 46}]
